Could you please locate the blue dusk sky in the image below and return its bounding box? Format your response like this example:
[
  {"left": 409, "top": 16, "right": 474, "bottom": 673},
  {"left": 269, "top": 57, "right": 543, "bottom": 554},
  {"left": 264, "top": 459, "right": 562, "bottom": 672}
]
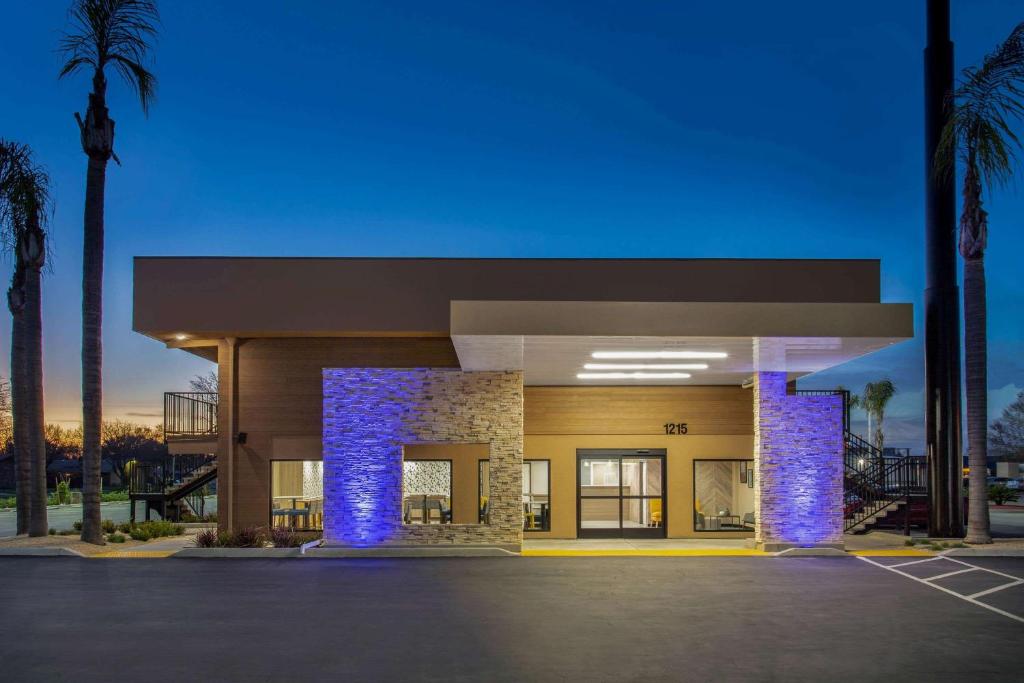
[{"left": 1, "top": 1, "right": 1022, "bottom": 450}]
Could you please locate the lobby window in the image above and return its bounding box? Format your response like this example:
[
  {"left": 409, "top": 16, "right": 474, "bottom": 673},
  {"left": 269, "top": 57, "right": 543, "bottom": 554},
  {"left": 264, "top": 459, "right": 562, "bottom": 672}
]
[
  {"left": 693, "top": 460, "right": 754, "bottom": 532},
  {"left": 403, "top": 460, "right": 452, "bottom": 524},
  {"left": 270, "top": 460, "right": 323, "bottom": 531},
  {"left": 523, "top": 460, "right": 550, "bottom": 531}
]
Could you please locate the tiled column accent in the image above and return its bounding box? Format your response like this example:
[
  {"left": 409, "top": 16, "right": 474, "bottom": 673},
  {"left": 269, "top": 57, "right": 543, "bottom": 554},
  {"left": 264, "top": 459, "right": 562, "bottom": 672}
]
[
  {"left": 754, "top": 371, "right": 844, "bottom": 549},
  {"left": 322, "top": 369, "right": 523, "bottom": 547}
]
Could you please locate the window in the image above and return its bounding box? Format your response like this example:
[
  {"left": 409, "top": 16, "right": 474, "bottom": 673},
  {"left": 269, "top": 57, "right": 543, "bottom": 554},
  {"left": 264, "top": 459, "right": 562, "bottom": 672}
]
[
  {"left": 403, "top": 460, "right": 452, "bottom": 524},
  {"left": 523, "top": 460, "right": 550, "bottom": 531},
  {"left": 693, "top": 460, "right": 754, "bottom": 532},
  {"left": 270, "top": 460, "right": 323, "bottom": 531}
]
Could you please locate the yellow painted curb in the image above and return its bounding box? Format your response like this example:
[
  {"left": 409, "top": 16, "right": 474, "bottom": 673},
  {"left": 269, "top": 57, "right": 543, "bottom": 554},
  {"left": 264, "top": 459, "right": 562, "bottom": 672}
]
[
  {"left": 91, "top": 550, "right": 176, "bottom": 559},
  {"left": 521, "top": 549, "right": 772, "bottom": 557},
  {"left": 848, "top": 549, "right": 935, "bottom": 557}
]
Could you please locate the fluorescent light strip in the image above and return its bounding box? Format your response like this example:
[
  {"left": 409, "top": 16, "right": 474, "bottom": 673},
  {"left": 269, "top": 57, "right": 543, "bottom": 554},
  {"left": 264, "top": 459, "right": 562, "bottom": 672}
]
[
  {"left": 577, "top": 372, "right": 692, "bottom": 380},
  {"left": 584, "top": 363, "right": 708, "bottom": 370},
  {"left": 592, "top": 351, "right": 727, "bottom": 360}
]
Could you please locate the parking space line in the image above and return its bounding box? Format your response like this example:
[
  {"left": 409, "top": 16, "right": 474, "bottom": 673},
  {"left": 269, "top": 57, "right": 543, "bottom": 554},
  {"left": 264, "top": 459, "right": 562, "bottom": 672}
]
[
  {"left": 858, "top": 556, "right": 1024, "bottom": 624},
  {"left": 968, "top": 580, "right": 1024, "bottom": 600},
  {"left": 942, "top": 556, "right": 1024, "bottom": 582},
  {"left": 923, "top": 567, "right": 978, "bottom": 582},
  {"left": 888, "top": 556, "right": 943, "bottom": 568}
]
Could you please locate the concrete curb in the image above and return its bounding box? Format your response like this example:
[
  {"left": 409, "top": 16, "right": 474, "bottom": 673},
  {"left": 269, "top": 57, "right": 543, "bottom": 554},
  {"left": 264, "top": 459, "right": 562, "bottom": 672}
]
[
  {"left": 775, "top": 547, "right": 850, "bottom": 558},
  {"left": 172, "top": 547, "right": 302, "bottom": 558},
  {"left": 307, "top": 545, "right": 520, "bottom": 558},
  {"left": 0, "top": 547, "right": 86, "bottom": 557}
]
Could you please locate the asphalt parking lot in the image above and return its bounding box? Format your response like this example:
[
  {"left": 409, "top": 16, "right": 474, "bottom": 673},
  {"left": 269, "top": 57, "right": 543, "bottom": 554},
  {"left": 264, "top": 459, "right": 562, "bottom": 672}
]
[{"left": 1, "top": 556, "right": 1021, "bottom": 682}]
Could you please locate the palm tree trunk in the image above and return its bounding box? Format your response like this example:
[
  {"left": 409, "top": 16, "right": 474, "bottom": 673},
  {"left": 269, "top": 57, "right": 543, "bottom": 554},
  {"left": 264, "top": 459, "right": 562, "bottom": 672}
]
[
  {"left": 964, "top": 256, "right": 991, "bottom": 543},
  {"left": 9, "top": 300, "right": 30, "bottom": 535},
  {"left": 23, "top": 265, "right": 48, "bottom": 536},
  {"left": 80, "top": 153, "right": 106, "bottom": 545}
]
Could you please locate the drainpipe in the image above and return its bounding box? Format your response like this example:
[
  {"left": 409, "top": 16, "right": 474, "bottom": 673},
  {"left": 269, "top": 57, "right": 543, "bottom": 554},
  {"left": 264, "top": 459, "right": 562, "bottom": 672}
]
[{"left": 923, "top": 0, "right": 964, "bottom": 537}]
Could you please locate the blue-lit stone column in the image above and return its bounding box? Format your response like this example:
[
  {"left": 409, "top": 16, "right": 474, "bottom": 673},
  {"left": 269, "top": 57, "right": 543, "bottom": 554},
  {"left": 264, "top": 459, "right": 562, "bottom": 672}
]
[
  {"left": 322, "top": 368, "right": 523, "bottom": 547},
  {"left": 753, "top": 370, "right": 844, "bottom": 550}
]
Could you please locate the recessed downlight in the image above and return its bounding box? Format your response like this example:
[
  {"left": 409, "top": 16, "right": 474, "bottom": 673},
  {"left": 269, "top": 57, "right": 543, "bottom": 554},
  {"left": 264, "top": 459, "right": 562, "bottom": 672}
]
[
  {"left": 592, "top": 351, "right": 727, "bottom": 360},
  {"left": 577, "top": 372, "right": 692, "bottom": 380},
  {"left": 173, "top": 333, "right": 189, "bottom": 341},
  {"left": 584, "top": 363, "right": 708, "bottom": 370}
]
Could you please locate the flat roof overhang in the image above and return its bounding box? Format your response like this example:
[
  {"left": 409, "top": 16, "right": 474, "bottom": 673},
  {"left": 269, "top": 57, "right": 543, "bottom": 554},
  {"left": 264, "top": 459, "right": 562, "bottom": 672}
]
[{"left": 450, "top": 300, "right": 913, "bottom": 386}]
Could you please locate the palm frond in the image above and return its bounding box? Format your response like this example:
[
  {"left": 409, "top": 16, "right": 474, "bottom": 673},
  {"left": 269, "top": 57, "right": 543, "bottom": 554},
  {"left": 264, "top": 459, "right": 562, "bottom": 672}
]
[
  {"left": 0, "top": 140, "right": 52, "bottom": 261},
  {"left": 936, "top": 21, "right": 1024, "bottom": 190},
  {"left": 58, "top": 0, "right": 160, "bottom": 114}
]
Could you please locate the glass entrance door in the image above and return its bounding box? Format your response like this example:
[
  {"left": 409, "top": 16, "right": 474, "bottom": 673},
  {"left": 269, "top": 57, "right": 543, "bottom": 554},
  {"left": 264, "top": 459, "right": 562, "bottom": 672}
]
[{"left": 578, "top": 449, "right": 666, "bottom": 538}]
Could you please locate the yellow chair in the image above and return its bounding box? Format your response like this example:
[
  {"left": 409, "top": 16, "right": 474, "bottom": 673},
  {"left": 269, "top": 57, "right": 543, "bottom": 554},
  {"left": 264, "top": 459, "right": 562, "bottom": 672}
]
[{"left": 649, "top": 499, "right": 662, "bottom": 527}]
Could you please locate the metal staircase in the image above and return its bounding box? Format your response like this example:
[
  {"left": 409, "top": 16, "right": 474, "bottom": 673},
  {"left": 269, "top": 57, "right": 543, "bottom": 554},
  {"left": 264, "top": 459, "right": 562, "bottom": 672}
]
[
  {"left": 129, "top": 392, "right": 220, "bottom": 522},
  {"left": 843, "top": 433, "right": 925, "bottom": 533},
  {"left": 795, "top": 389, "right": 926, "bottom": 535}
]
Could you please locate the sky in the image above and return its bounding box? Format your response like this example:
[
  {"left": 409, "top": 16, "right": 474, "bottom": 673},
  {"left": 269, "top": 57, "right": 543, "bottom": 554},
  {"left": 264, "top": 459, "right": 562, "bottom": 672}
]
[{"left": 0, "top": 1, "right": 1022, "bottom": 451}]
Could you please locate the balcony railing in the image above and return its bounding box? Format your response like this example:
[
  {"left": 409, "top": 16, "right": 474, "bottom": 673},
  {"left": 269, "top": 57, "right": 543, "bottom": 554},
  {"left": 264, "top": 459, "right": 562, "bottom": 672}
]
[{"left": 164, "top": 392, "right": 218, "bottom": 440}]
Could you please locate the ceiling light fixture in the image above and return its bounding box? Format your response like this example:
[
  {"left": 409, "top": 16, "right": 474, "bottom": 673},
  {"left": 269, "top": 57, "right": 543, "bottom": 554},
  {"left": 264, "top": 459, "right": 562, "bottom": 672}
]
[
  {"left": 583, "top": 363, "right": 708, "bottom": 370},
  {"left": 577, "top": 372, "right": 692, "bottom": 380},
  {"left": 173, "top": 333, "right": 189, "bottom": 341},
  {"left": 591, "top": 351, "right": 727, "bottom": 360}
]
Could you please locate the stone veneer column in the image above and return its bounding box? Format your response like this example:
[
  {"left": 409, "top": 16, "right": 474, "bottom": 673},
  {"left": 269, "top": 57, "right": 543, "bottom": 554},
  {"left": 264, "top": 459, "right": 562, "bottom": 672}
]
[
  {"left": 753, "top": 370, "right": 844, "bottom": 550},
  {"left": 322, "top": 368, "right": 523, "bottom": 547}
]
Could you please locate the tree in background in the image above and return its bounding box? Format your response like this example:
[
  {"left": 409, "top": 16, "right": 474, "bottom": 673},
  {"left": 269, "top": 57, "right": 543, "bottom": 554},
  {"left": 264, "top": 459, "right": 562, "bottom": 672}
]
[
  {"left": 936, "top": 22, "right": 1024, "bottom": 544},
  {"left": 1, "top": 140, "right": 51, "bottom": 536},
  {"left": 991, "top": 390, "right": 1024, "bottom": 463},
  {"left": 0, "top": 377, "right": 11, "bottom": 450},
  {"left": 59, "top": 0, "right": 160, "bottom": 544},
  {"left": 189, "top": 371, "right": 218, "bottom": 398},
  {"left": 101, "top": 420, "right": 166, "bottom": 483}
]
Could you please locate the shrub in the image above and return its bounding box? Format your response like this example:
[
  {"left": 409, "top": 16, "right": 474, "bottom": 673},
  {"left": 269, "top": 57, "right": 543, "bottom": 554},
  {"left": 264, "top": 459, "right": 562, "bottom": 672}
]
[
  {"left": 988, "top": 484, "right": 1020, "bottom": 506},
  {"left": 100, "top": 490, "right": 129, "bottom": 503},
  {"left": 117, "top": 522, "right": 132, "bottom": 534},
  {"left": 194, "top": 528, "right": 221, "bottom": 548},
  {"left": 55, "top": 477, "right": 72, "bottom": 505},
  {"left": 131, "top": 520, "right": 184, "bottom": 540},
  {"left": 73, "top": 521, "right": 83, "bottom": 532},
  {"left": 0, "top": 496, "right": 16, "bottom": 509},
  {"left": 101, "top": 519, "right": 116, "bottom": 534},
  {"left": 107, "top": 532, "right": 126, "bottom": 543},
  {"left": 129, "top": 527, "right": 151, "bottom": 542},
  {"left": 230, "top": 526, "right": 267, "bottom": 548},
  {"left": 48, "top": 528, "right": 56, "bottom": 535},
  {"left": 269, "top": 527, "right": 305, "bottom": 548},
  {"left": 194, "top": 526, "right": 267, "bottom": 548}
]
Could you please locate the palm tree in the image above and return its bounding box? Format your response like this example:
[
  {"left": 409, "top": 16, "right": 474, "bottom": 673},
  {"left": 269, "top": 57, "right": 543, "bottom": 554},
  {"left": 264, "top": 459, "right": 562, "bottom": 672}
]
[
  {"left": 860, "top": 379, "right": 896, "bottom": 453},
  {"left": 59, "top": 0, "right": 159, "bottom": 544},
  {"left": 0, "top": 141, "right": 51, "bottom": 536},
  {"left": 935, "top": 22, "right": 1024, "bottom": 545}
]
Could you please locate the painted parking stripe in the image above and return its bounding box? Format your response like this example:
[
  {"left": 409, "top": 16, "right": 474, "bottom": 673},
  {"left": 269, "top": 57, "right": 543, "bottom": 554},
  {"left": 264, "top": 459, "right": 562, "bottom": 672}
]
[
  {"left": 923, "top": 567, "right": 978, "bottom": 582},
  {"left": 886, "top": 556, "right": 943, "bottom": 568},
  {"left": 968, "top": 580, "right": 1024, "bottom": 600},
  {"left": 858, "top": 556, "right": 1024, "bottom": 624}
]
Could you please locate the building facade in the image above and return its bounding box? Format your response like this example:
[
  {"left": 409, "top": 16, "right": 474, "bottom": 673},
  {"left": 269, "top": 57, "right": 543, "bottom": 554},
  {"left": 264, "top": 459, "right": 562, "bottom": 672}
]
[{"left": 133, "top": 257, "right": 912, "bottom": 550}]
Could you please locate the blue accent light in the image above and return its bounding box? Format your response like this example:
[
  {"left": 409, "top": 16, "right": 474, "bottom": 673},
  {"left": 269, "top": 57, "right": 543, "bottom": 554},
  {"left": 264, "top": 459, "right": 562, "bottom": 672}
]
[{"left": 322, "top": 369, "right": 424, "bottom": 546}]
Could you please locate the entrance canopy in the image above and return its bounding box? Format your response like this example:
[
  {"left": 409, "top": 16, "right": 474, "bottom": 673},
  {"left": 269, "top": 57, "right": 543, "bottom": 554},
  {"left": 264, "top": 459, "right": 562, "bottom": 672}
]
[{"left": 450, "top": 300, "right": 913, "bottom": 385}]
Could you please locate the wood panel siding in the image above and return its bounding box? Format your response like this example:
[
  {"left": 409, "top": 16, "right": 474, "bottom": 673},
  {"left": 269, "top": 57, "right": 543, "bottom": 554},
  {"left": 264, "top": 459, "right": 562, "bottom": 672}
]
[
  {"left": 237, "top": 338, "right": 460, "bottom": 435},
  {"left": 524, "top": 386, "right": 753, "bottom": 436},
  {"left": 228, "top": 337, "right": 460, "bottom": 529}
]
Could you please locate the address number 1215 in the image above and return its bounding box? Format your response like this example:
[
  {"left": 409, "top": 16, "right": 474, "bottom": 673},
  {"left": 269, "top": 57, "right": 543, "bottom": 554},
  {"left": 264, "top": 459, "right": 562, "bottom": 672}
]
[{"left": 663, "top": 423, "right": 688, "bottom": 435}]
